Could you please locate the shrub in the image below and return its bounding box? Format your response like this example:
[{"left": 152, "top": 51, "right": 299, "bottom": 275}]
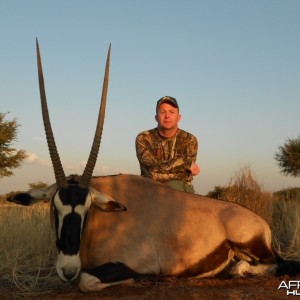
[{"left": 209, "top": 165, "right": 273, "bottom": 224}]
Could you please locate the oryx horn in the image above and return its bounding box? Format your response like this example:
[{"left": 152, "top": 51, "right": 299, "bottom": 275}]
[
  {"left": 79, "top": 44, "right": 111, "bottom": 188},
  {"left": 36, "top": 38, "right": 68, "bottom": 188},
  {"left": 36, "top": 39, "right": 111, "bottom": 189}
]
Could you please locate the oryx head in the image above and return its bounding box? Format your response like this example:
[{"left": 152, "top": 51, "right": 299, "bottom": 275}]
[{"left": 8, "top": 40, "right": 126, "bottom": 282}]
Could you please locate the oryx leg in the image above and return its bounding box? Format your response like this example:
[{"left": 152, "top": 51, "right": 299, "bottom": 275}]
[
  {"left": 79, "top": 262, "right": 138, "bottom": 293},
  {"left": 230, "top": 260, "right": 276, "bottom": 276},
  {"left": 227, "top": 235, "right": 278, "bottom": 277}
]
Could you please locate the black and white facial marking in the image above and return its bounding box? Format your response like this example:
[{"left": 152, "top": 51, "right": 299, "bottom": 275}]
[{"left": 53, "top": 178, "right": 92, "bottom": 282}]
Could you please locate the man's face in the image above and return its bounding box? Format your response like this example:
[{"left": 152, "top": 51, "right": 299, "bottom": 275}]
[{"left": 155, "top": 102, "right": 181, "bottom": 131}]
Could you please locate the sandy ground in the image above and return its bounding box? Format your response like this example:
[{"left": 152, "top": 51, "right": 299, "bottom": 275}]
[{"left": 1, "top": 275, "right": 298, "bottom": 300}]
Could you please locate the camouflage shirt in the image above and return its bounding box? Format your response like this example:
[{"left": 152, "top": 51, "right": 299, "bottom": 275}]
[{"left": 135, "top": 128, "right": 198, "bottom": 184}]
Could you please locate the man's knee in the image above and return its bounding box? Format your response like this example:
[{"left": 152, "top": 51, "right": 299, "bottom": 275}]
[{"left": 166, "top": 180, "right": 195, "bottom": 194}]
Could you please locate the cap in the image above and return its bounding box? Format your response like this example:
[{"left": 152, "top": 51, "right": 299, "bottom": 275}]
[{"left": 156, "top": 96, "right": 179, "bottom": 111}]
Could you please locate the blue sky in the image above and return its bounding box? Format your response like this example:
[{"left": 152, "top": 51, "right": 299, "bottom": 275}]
[{"left": 1, "top": 0, "right": 299, "bottom": 195}]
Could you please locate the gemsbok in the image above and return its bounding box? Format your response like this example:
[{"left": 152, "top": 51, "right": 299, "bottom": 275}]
[{"left": 8, "top": 40, "right": 300, "bottom": 293}]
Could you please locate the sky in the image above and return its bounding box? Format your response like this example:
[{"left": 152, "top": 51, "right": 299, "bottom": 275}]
[{"left": 0, "top": 0, "right": 299, "bottom": 195}]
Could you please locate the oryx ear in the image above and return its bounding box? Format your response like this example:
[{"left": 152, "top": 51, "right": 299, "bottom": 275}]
[
  {"left": 91, "top": 189, "right": 127, "bottom": 212},
  {"left": 7, "top": 184, "right": 57, "bottom": 206},
  {"left": 7, "top": 192, "right": 36, "bottom": 206}
]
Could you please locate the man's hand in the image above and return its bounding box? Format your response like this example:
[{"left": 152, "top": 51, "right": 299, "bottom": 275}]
[{"left": 189, "top": 162, "right": 200, "bottom": 176}]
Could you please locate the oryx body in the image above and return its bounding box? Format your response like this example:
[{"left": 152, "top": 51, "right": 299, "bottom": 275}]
[
  {"left": 8, "top": 40, "right": 300, "bottom": 293},
  {"left": 82, "top": 174, "right": 276, "bottom": 278},
  {"left": 9, "top": 173, "right": 281, "bottom": 292}
]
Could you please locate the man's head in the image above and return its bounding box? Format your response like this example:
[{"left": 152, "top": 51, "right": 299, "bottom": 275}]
[
  {"left": 155, "top": 96, "right": 181, "bottom": 137},
  {"left": 156, "top": 96, "right": 179, "bottom": 113}
]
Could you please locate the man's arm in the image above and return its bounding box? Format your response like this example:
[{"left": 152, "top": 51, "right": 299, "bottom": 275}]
[
  {"left": 185, "top": 135, "right": 200, "bottom": 176},
  {"left": 135, "top": 134, "right": 157, "bottom": 169}
]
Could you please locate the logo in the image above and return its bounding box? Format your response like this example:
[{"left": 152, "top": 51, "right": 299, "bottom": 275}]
[{"left": 278, "top": 281, "right": 300, "bottom": 296}]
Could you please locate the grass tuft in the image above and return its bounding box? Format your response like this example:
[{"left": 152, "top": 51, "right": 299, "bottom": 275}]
[{"left": 0, "top": 203, "right": 57, "bottom": 291}]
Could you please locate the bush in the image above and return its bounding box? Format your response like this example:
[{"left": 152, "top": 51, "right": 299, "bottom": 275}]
[
  {"left": 208, "top": 165, "right": 273, "bottom": 224},
  {"left": 273, "top": 187, "right": 300, "bottom": 202}
]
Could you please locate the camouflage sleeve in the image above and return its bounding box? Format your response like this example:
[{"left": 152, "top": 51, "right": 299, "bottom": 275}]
[
  {"left": 185, "top": 134, "right": 198, "bottom": 170},
  {"left": 135, "top": 132, "right": 158, "bottom": 170}
]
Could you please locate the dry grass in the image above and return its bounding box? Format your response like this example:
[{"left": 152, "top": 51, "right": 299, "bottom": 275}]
[
  {"left": 222, "top": 165, "right": 273, "bottom": 225},
  {"left": 0, "top": 203, "right": 57, "bottom": 291},
  {"left": 272, "top": 198, "right": 300, "bottom": 259},
  {"left": 215, "top": 165, "right": 300, "bottom": 259}
]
